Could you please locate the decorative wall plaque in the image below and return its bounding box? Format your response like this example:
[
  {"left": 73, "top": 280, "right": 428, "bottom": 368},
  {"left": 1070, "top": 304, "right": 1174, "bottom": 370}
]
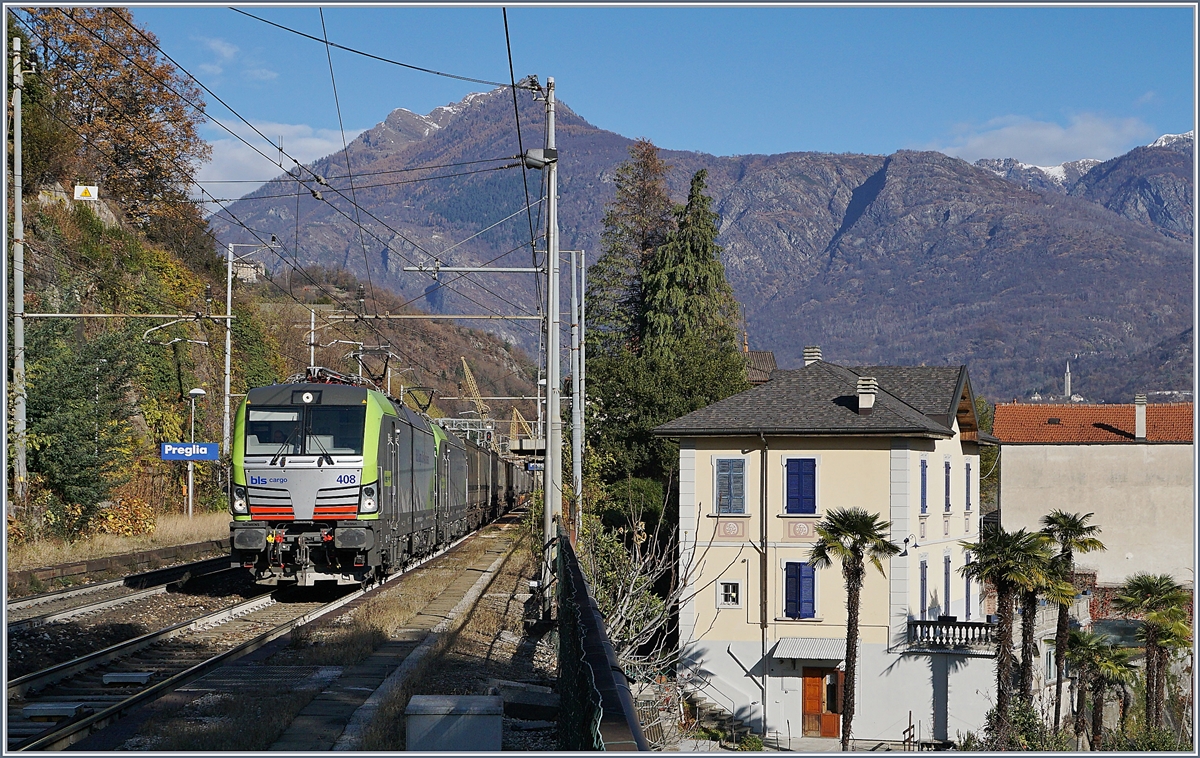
[
  {"left": 787, "top": 521, "right": 816, "bottom": 540},
  {"left": 717, "top": 520, "right": 746, "bottom": 539}
]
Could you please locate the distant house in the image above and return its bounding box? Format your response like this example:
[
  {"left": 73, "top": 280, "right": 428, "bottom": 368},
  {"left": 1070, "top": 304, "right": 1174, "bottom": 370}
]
[
  {"left": 655, "top": 347, "right": 997, "bottom": 746},
  {"left": 993, "top": 397, "right": 1194, "bottom": 587}
]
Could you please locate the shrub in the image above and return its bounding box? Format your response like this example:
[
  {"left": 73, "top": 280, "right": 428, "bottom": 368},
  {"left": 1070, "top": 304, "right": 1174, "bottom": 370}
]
[{"left": 736, "top": 734, "right": 764, "bottom": 751}]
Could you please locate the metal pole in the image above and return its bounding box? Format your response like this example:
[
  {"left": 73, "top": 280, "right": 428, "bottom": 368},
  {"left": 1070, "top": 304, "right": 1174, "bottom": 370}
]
[
  {"left": 223, "top": 243, "right": 233, "bottom": 457},
  {"left": 570, "top": 248, "right": 582, "bottom": 544},
  {"left": 12, "top": 37, "right": 27, "bottom": 508},
  {"left": 547, "top": 76, "right": 561, "bottom": 532},
  {"left": 188, "top": 397, "right": 195, "bottom": 520},
  {"left": 309, "top": 309, "right": 315, "bottom": 367},
  {"left": 577, "top": 249, "right": 586, "bottom": 541}
]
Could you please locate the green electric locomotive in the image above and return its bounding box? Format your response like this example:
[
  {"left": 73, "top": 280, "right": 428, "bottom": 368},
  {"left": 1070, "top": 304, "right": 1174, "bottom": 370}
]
[{"left": 229, "top": 368, "right": 528, "bottom": 586}]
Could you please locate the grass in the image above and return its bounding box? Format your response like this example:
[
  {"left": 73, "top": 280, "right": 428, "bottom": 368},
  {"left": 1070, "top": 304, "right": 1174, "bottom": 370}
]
[
  {"left": 6, "top": 511, "right": 230, "bottom": 571},
  {"left": 131, "top": 687, "right": 323, "bottom": 751}
]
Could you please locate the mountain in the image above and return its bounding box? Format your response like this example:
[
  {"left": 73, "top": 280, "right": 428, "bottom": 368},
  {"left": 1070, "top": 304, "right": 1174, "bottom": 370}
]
[
  {"left": 974, "top": 157, "right": 1101, "bottom": 193},
  {"left": 210, "top": 90, "right": 1193, "bottom": 402}
]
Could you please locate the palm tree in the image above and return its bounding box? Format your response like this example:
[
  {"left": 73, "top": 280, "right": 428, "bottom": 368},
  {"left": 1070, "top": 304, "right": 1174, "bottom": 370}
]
[
  {"left": 1114, "top": 573, "right": 1191, "bottom": 729},
  {"left": 960, "top": 526, "right": 1052, "bottom": 749},
  {"left": 1018, "top": 559, "right": 1075, "bottom": 705},
  {"left": 1090, "top": 644, "right": 1135, "bottom": 750},
  {"left": 1065, "top": 629, "right": 1107, "bottom": 743},
  {"left": 1040, "top": 510, "right": 1105, "bottom": 733},
  {"left": 808, "top": 507, "right": 900, "bottom": 751}
]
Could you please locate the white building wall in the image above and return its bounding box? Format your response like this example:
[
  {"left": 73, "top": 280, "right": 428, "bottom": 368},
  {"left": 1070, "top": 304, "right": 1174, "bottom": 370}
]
[{"left": 1000, "top": 443, "right": 1194, "bottom": 585}]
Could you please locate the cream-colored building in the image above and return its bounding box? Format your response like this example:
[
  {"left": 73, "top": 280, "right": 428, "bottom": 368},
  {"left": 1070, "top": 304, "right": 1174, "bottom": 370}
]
[
  {"left": 994, "top": 399, "right": 1194, "bottom": 587},
  {"left": 655, "top": 351, "right": 997, "bottom": 746}
]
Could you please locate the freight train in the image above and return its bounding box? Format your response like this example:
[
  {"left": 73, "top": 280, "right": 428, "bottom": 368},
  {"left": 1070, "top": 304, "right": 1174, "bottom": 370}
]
[{"left": 228, "top": 367, "right": 532, "bottom": 586}]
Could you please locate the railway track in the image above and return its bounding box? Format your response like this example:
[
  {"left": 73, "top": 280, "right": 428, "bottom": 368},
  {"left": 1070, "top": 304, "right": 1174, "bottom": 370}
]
[
  {"left": 5, "top": 527, "right": 495, "bottom": 751},
  {"left": 7, "top": 557, "right": 232, "bottom": 632}
]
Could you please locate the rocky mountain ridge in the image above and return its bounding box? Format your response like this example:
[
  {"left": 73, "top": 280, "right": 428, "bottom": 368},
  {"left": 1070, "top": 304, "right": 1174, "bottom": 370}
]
[{"left": 211, "top": 89, "right": 1193, "bottom": 402}]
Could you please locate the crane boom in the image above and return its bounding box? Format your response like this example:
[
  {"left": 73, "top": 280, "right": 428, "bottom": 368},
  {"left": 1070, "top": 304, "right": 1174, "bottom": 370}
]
[{"left": 460, "top": 357, "right": 490, "bottom": 419}]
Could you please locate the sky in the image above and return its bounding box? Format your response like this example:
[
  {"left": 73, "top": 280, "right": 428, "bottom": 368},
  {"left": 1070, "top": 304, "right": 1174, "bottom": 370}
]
[{"left": 124, "top": 4, "right": 1197, "bottom": 194}]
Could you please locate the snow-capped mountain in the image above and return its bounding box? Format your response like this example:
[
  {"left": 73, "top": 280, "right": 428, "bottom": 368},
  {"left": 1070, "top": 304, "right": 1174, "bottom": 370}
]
[
  {"left": 973, "top": 157, "right": 1101, "bottom": 192},
  {"left": 1148, "top": 130, "right": 1194, "bottom": 151}
]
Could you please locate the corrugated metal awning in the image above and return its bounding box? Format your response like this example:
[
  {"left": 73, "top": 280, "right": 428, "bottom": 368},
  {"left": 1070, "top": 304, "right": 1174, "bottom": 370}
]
[{"left": 772, "top": 637, "right": 846, "bottom": 661}]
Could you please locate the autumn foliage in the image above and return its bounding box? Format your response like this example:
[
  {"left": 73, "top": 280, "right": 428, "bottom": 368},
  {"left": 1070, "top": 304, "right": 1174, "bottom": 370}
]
[{"left": 17, "top": 7, "right": 210, "bottom": 225}]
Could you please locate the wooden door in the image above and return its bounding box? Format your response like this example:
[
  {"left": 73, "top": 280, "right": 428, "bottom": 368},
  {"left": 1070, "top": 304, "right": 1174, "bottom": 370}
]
[{"left": 802, "top": 672, "right": 823, "bottom": 736}]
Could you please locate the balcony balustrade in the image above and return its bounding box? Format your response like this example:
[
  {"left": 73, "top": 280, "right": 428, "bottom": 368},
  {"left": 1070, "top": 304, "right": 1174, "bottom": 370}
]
[{"left": 906, "top": 618, "right": 996, "bottom": 657}]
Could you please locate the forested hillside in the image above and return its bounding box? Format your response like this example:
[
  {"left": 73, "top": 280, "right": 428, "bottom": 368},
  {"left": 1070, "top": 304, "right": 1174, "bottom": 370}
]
[{"left": 6, "top": 11, "right": 536, "bottom": 542}]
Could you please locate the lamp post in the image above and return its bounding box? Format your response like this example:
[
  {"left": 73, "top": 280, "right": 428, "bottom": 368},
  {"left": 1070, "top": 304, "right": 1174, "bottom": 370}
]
[{"left": 188, "top": 387, "right": 206, "bottom": 519}]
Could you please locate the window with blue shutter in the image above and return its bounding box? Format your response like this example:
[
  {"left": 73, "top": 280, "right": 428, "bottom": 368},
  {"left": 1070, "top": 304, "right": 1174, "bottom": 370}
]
[
  {"left": 920, "top": 460, "right": 928, "bottom": 514},
  {"left": 965, "top": 462, "right": 972, "bottom": 511},
  {"left": 944, "top": 555, "right": 952, "bottom": 619},
  {"left": 785, "top": 459, "right": 816, "bottom": 514},
  {"left": 920, "top": 560, "right": 928, "bottom": 620},
  {"left": 964, "top": 553, "right": 973, "bottom": 621},
  {"left": 944, "top": 461, "right": 952, "bottom": 512},
  {"left": 716, "top": 459, "right": 746, "bottom": 514},
  {"left": 785, "top": 562, "right": 816, "bottom": 619}
]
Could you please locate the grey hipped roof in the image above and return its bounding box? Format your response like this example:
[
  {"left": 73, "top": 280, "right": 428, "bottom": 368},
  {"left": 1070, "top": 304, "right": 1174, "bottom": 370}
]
[{"left": 653, "top": 360, "right": 974, "bottom": 439}]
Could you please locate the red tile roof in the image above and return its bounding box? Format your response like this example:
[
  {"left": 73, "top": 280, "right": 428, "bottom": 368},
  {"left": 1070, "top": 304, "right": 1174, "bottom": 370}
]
[{"left": 993, "top": 403, "right": 1193, "bottom": 444}]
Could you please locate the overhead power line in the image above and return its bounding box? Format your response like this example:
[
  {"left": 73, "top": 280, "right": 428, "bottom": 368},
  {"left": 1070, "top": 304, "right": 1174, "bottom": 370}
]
[{"left": 230, "top": 8, "right": 526, "bottom": 89}]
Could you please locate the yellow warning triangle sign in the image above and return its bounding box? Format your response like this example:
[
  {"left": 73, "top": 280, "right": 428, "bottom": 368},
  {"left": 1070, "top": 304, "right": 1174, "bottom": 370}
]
[{"left": 79, "top": 188, "right": 92, "bottom": 197}]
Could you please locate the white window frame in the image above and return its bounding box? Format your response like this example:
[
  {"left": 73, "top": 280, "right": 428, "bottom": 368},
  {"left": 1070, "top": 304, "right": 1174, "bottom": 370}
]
[
  {"left": 779, "top": 454, "right": 821, "bottom": 516},
  {"left": 711, "top": 454, "right": 750, "bottom": 515},
  {"left": 717, "top": 579, "right": 742, "bottom": 609}
]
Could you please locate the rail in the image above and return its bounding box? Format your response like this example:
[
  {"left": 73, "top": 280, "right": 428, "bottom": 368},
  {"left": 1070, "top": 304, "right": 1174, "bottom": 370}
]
[
  {"left": 556, "top": 526, "right": 650, "bottom": 751},
  {"left": 906, "top": 619, "right": 996, "bottom": 655}
]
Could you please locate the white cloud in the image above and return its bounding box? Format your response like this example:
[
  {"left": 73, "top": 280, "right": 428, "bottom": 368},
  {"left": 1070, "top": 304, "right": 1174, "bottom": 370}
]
[
  {"left": 195, "top": 121, "right": 368, "bottom": 207},
  {"left": 923, "top": 113, "right": 1156, "bottom": 166},
  {"left": 1135, "top": 91, "right": 1157, "bottom": 106},
  {"left": 197, "top": 62, "right": 223, "bottom": 77},
  {"left": 201, "top": 37, "right": 238, "bottom": 61},
  {"left": 244, "top": 68, "right": 279, "bottom": 82}
]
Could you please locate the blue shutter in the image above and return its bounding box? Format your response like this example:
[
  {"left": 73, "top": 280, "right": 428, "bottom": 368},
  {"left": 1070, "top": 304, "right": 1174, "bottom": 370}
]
[
  {"left": 730, "top": 459, "right": 745, "bottom": 513},
  {"left": 799, "top": 459, "right": 816, "bottom": 514},
  {"left": 944, "top": 555, "right": 952, "bottom": 619},
  {"left": 717, "top": 460, "right": 731, "bottom": 513},
  {"left": 965, "top": 462, "right": 972, "bottom": 510},
  {"left": 920, "top": 460, "right": 928, "bottom": 514},
  {"left": 786, "top": 459, "right": 816, "bottom": 514},
  {"left": 944, "top": 461, "right": 952, "bottom": 512},
  {"left": 920, "top": 560, "right": 928, "bottom": 620},
  {"left": 964, "top": 554, "right": 973, "bottom": 621},
  {"left": 785, "top": 460, "right": 801, "bottom": 514},
  {"left": 799, "top": 563, "right": 816, "bottom": 618},
  {"left": 785, "top": 563, "right": 801, "bottom": 618}
]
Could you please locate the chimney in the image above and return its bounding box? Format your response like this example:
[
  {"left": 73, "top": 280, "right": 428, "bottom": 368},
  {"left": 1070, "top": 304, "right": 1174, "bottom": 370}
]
[
  {"left": 857, "top": 376, "right": 878, "bottom": 415},
  {"left": 1135, "top": 393, "right": 1147, "bottom": 440},
  {"left": 803, "top": 346, "right": 822, "bottom": 366},
  {"left": 1064, "top": 361, "right": 1072, "bottom": 399}
]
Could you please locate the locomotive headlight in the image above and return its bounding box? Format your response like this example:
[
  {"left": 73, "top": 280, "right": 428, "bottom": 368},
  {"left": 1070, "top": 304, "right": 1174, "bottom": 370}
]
[
  {"left": 359, "top": 485, "right": 378, "bottom": 514},
  {"left": 232, "top": 486, "right": 248, "bottom": 514}
]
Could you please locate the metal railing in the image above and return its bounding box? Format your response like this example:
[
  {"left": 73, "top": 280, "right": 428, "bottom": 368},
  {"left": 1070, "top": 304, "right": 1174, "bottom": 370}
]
[
  {"left": 907, "top": 619, "right": 996, "bottom": 654},
  {"left": 556, "top": 526, "right": 650, "bottom": 751}
]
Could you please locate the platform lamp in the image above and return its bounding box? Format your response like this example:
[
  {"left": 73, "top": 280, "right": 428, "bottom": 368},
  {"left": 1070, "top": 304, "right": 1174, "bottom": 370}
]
[
  {"left": 188, "top": 388, "right": 207, "bottom": 519},
  {"left": 898, "top": 534, "right": 919, "bottom": 557}
]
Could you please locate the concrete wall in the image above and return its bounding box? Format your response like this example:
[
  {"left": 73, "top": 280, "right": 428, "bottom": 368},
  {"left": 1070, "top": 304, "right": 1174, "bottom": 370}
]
[{"left": 1000, "top": 444, "right": 1194, "bottom": 586}]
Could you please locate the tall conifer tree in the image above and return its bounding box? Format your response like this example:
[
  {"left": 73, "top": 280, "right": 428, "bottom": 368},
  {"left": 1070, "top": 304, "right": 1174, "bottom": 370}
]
[
  {"left": 642, "top": 169, "right": 740, "bottom": 355},
  {"left": 586, "top": 139, "right": 674, "bottom": 356}
]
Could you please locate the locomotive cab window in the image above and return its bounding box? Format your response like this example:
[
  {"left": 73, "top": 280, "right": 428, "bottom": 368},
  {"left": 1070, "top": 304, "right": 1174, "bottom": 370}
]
[
  {"left": 246, "top": 408, "right": 302, "bottom": 455},
  {"left": 308, "top": 407, "right": 366, "bottom": 455},
  {"left": 245, "top": 406, "right": 365, "bottom": 456}
]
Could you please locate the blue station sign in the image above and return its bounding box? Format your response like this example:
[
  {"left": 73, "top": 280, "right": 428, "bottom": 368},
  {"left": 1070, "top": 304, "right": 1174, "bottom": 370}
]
[{"left": 161, "top": 442, "right": 219, "bottom": 461}]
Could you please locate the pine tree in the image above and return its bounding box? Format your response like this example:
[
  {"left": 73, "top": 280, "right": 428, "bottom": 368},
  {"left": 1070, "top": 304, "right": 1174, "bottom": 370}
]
[
  {"left": 586, "top": 139, "right": 674, "bottom": 356},
  {"left": 641, "top": 169, "right": 740, "bottom": 355}
]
